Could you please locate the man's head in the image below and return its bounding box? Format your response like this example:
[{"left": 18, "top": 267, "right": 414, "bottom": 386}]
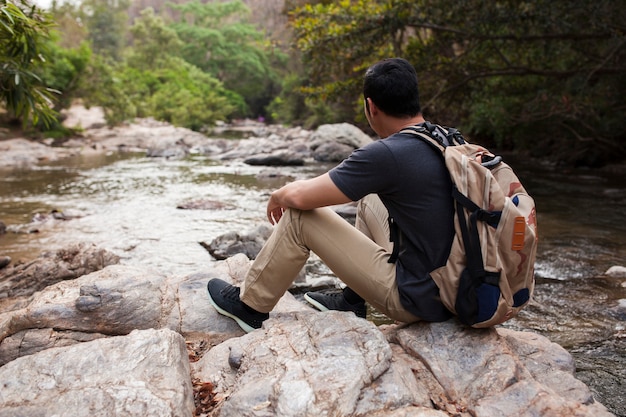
[{"left": 363, "top": 58, "right": 421, "bottom": 119}]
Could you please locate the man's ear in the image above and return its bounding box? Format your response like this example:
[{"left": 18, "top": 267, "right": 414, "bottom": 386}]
[{"left": 366, "top": 97, "right": 378, "bottom": 116}]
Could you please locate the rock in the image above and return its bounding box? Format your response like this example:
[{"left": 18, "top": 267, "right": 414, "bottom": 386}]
[
  {"left": 0, "top": 256, "right": 10, "bottom": 270},
  {"left": 0, "top": 253, "right": 614, "bottom": 417},
  {"left": 0, "top": 220, "right": 6, "bottom": 234},
  {"left": 309, "top": 123, "right": 373, "bottom": 150},
  {"left": 6, "top": 209, "right": 85, "bottom": 234},
  {"left": 0, "top": 328, "right": 195, "bottom": 417},
  {"left": 307, "top": 123, "right": 373, "bottom": 162},
  {"left": 200, "top": 224, "right": 273, "bottom": 260},
  {"left": 0, "top": 254, "right": 313, "bottom": 364},
  {"left": 0, "top": 328, "right": 107, "bottom": 366},
  {"left": 0, "top": 138, "right": 74, "bottom": 168},
  {"left": 61, "top": 104, "right": 107, "bottom": 129},
  {"left": 0, "top": 243, "right": 120, "bottom": 301},
  {"left": 177, "top": 199, "right": 236, "bottom": 210},
  {"left": 191, "top": 315, "right": 612, "bottom": 417},
  {"left": 191, "top": 311, "right": 393, "bottom": 416},
  {"left": 388, "top": 321, "right": 613, "bottom": 417},
  {"left": 244, "top": 151, "right": 305, "bottom": 166},
  {"left": 604, "top": 265, "right": 626, "bottom": 278},
  {"left": 146, "top": 145, "right": 189, "bottom": 159},
  {"left": 312, "top": 141, "right": 355, "bottom": 162}
]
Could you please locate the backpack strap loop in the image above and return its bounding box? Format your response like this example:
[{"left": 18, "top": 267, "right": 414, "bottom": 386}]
[{"left": 452, "top": 187, "right": 501, "bottom": 228}]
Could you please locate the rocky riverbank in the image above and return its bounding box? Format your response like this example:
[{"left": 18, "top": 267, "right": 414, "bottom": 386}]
[
  {"left": 0, "top": 106, "right": 620, "bottom": 416},
  {"left": 0, "top": 245, "right": 615, "bottom": 417}
]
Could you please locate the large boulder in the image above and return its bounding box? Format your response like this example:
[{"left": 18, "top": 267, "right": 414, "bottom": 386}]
[
  {"left": 308, "top": 123, "right": 372, "bottom": 162},
  {"left": 0, "top": 254, "right": 312, "bottom": 365},
  {"left": 0, "top": 328, "right": 194, "bottom": 417},
  {"left": 309, "top": 123, "right": 373, "bottom": 150},
  {"left": 191, "top": 315, "right": 613, "bottom": 417},
  {"left": 0, "top": 243, "right": 120, "bottom": 312}
]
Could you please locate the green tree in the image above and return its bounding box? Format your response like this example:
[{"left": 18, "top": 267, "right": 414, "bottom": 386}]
[
  {"left": 168, "top": 0, "right": 285, "bottom": 118},
  {"left": 290, "top": 0, "right": 626, "bottom": 166},
  {"left": 147, "top": 57, "right": 238, "bottom": 130},
  {"left": 79, "top": 0, "right": 130, "bottom": 61},
  {"left": 78, "top": 56, "right": 138, "bottom": 126},
  {"left": 37, "top": 35, "right": 92, "bottom": 112},
  {"left": 0, "top": 0, "right": 56, "bottom": 126},
  {"left": 127, "top": 7, "right": 183, "bottom": 69},
  {"left": 80, "top": 8, "right": 240, "bottom": 129},
  {"left": 49, "top": 0, "right": 87, "bottom": 49}
]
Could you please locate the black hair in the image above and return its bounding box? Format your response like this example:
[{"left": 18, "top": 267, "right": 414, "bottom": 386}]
[{"left": 363, "top": 58, "right": 421, "bottom": 118}]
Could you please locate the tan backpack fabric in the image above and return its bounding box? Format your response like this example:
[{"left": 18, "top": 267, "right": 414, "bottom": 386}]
[{"left": 401, "top": 123, "right": 538, "bottom": 328}]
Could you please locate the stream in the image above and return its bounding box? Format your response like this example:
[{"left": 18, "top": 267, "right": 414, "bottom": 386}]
[{"left": 0, "top": 148, "right": 625, "bottom": 416}]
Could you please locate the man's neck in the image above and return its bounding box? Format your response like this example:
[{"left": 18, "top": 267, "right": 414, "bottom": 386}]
[{"left": 381, "top": 115, "right": 426, "bottom": 138}]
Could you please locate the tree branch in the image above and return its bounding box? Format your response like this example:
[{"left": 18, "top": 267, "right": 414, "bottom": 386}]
[{"left": 406, "top": 21, "right": 616, "bottom": 42}]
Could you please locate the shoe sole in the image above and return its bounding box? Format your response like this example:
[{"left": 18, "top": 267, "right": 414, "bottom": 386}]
[
  {"left": 206, "top": 285, "right": 256, "bottom": 333},
  {"left": 303, "top": 293, "right": 330, "bottom": 312},
  {"left": 304, "top": 293, "right": 367, "bottom": 318}
]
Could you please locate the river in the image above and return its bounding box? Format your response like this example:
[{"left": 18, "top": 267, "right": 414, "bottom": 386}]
[{"left": 0, "top": 148, "right": 625, "bottom": 416}]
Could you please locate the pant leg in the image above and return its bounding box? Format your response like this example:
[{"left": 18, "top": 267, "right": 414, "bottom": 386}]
[
  {"left": 240, "top": 205, "right": 419, "bottom": 323},
  {"left": 355, "top": 194, "right": 393, "bottom": 252}
]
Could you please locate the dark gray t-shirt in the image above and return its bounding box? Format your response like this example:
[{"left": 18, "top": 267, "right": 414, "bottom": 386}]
[{"left": 329, "top": 130, "right": 454, "bottom": 321}]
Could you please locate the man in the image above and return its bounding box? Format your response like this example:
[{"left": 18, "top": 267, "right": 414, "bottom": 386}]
[{"left": 207, "top": 58, "right": 454, "bottom": 333}]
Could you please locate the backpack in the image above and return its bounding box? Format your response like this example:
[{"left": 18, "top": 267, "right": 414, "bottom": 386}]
[{"left": 400, "top": 122, "right": 538, "bottom": 328}]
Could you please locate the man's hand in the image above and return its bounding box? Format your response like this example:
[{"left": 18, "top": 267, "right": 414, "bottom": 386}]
[
  {"left": 264, "top": 173, "right": 351, "bottom": 225},
  {"left": 267, "top": 195, "right": 285, "bottom": 225}
]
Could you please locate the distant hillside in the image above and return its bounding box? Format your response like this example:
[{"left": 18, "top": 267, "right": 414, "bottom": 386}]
[{"left": 128, "top": 0, "right": 292, "bottom": 48}]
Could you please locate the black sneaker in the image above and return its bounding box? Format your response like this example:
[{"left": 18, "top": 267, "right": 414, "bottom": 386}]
[
  {"left": 304, "top": 290, "right": 367, "bottom": 318},
  {"left": 207, "top": 278, "right": 269, "bottom": 333}
]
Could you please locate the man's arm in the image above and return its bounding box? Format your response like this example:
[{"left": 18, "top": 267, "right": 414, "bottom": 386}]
[{"left": 266, "top": 173, "right": 351, "bottom": 224}]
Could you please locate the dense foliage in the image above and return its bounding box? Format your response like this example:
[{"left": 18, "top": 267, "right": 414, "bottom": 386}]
[
  {"left": 168, "top": 0, "right": 285, "bottom": 118},
  {"left": 288, "top": 0, "right": 626, "bottom": 165},
  {"left": 1, "top": 0, "right": 624, "bottom": 166},
  {"left": 0, "top": 0, "right": 56, "bottom": 126}
]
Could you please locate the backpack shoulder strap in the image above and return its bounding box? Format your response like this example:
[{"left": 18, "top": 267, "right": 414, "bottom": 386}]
[{"left": 400, "top": 121, "right": 466, "bottom": 152}]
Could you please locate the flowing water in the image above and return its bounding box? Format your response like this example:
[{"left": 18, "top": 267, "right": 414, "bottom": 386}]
[{"left": 0, "top": 149, "right": 625, "bottom": 415}]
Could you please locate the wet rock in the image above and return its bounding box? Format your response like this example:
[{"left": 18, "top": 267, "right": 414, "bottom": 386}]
[
  {"left": 0, "top": 243, "right": 120, "bottom": 301},
  {"left": 605, "top": 265, "right": 626, "bottom": 278},
  {"left": 6, "top": 209, "right": 85, "bottom": 234},
  {"left": 0, "top": 328, "right": 194, "bottom": 417},
  {"left": 0, "top": 256, "right": 10, "bottom": 270},
  {"left": 244, "top": 151, "right": 305, "bottom": 166},
  {"left": 256, "top": 168, "right": 283, "bottom": 179},
  {"left": 177, "top": 199, "right": 236, "bottom": 210},
  {"left": 200, "top": 224, "right": 273, "bottom": 260},
  {"left": 146, "top": 145, "right": 189, "bottom": 159}
]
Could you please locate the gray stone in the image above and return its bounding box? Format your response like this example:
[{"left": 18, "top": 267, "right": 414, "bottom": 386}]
[
  {"left": 309, "top": 123, "right": 373, "bottom": 150},
  {"left": 0, "top": 243, "right": 120, "bottom": 301},
  {"left": 605, "top": 265, "right": 626, "bottom": 278},
  {"left": 0, "top": 328, "right": 194, "bottom": 417}
]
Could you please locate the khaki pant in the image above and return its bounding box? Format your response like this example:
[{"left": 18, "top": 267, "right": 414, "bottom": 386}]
[{"left": 240, "top": 194, "right": 420, "bottom": 323}]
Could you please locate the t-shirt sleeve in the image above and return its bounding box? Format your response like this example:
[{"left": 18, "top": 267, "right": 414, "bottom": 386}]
[{"left": 328, "top": 141, "right": 397, "bottom": 201}]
